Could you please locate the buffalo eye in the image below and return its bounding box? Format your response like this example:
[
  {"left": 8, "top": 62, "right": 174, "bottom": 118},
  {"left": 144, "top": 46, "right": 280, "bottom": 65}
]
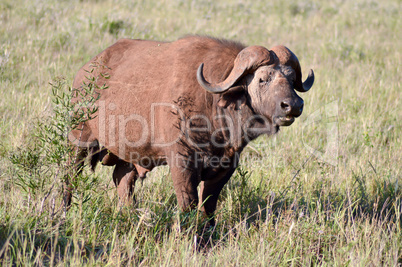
[{"left": 259, "top": 76, "right": 271, "bottom": 87}]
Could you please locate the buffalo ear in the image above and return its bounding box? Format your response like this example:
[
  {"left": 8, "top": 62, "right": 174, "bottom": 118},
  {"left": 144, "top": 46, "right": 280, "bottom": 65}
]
[{"left": 217, "top": 86, "right": 247, "bottom": 109}]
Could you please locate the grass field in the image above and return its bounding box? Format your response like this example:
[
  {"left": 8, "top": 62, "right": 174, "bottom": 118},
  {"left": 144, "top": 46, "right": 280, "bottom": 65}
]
[{"left": 0, "top": 0, "right": 401, "bottom": 265}]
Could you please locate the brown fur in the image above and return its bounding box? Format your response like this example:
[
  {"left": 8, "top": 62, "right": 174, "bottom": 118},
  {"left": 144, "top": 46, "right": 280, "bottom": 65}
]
[{"left": 66, "top": 36, "right": 314, "bottom": 225}]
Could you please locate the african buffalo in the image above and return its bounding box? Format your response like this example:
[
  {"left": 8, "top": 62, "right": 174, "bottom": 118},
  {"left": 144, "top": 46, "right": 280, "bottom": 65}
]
[{"left": 65, "top": 36, "right": 314, "bottom": 224}]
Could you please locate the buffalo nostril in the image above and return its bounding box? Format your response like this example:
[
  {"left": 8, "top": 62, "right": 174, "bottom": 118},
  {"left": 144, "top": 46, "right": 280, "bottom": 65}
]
[{"left": 280, "top": 101, "right": 291, "bottom": 113}]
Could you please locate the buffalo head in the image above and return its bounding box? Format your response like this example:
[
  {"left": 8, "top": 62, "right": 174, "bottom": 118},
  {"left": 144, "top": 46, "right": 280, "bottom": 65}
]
[{"left": 197, "top": 45, "right": 314, "bottom": 128}]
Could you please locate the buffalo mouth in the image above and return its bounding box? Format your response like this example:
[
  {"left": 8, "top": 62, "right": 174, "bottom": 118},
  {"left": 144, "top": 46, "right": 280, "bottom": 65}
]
[{"left": 274, "top": 115, "right": 295, "bottom": 126}]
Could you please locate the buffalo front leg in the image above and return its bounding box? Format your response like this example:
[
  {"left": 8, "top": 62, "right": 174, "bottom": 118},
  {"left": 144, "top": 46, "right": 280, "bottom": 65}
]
[
  {"left": 169, "top": 159, "right": 200, "bottom": 212},
  {"left": 113, "top": 159, "right": 138, "bottom": 206},
  {"left": 199, "top": 166, "right": 237, "bottom": 226}
]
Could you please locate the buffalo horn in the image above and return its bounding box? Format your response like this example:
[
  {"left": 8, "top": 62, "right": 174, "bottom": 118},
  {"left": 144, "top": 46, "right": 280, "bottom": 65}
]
[
  {"left": 197, "top": 46, "right": 275, "bottom": 94},
  {"left": 196, "top": 63, "right": 230, "bottom": 94},
  {"left": 300, "top": 69, "right": 314, "bottom": 92},
  {"left": 270, "top": 45, "right": 314, "bottom": 93}
]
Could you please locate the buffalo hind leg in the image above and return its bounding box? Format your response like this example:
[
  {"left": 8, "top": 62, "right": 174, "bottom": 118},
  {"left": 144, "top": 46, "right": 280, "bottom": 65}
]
[
  {"left": 113, "top": 159, "right": 138, "bottom": 206},
  {"left": 64, "top": 146, "right": 89, "bottom": 208}
]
